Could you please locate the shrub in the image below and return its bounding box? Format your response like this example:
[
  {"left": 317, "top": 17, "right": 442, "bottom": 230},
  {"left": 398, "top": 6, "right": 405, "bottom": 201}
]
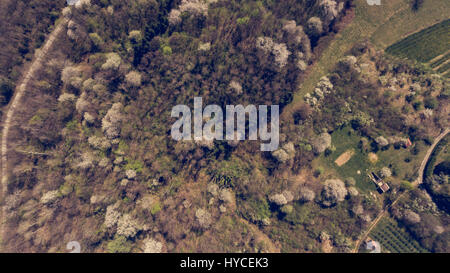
[
  {"left": 89, "top": 33, "right": 104, "bottom": 48},
  {"left": 125, "top": 71, "right": 142, "bottom": 87},
  {"left": 400, "top": 181, "right": 414, "bottom": 191},
  {"left": 162, "top": 45, "right": 172, "bottom": 56},
  {"left": 107, "top": 236, "right": 132, "bottom": 253},
  {"left": 150, "top": 202, "right": 161, "bottom": 215},
  {"left": 424, "top": 97, "right": 438, "bottom": 109}
]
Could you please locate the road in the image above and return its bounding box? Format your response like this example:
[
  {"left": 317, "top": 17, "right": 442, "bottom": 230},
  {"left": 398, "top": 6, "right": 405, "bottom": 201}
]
[
  {"left": 352, "top": 128, "right": 449, "bottom": 253},
  {"left": 0, "top": 17, "right": 68, "bottom": 251}
]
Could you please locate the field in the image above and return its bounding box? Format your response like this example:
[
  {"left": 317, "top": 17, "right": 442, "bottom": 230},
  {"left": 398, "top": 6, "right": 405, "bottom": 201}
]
[
  {"left": 369, "top": 217, "right": 429, "bottom": 253},
  {"left": 282, "top": 0, "right": 450, "bottom": 120},
  {"left": 315, "top": 126, "right": 429, "bottom": 192},
  {"left": 385, "top": 19, "right": 450, "bottom": 66},
  {"left": 316, "top": 127, "right": 376, "bottom": 192}
]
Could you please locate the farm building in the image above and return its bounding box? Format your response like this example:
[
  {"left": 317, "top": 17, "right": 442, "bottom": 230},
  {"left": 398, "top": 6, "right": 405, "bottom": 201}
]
[{"left": 369, "top": 172, "right": 390, "bottom": 193}]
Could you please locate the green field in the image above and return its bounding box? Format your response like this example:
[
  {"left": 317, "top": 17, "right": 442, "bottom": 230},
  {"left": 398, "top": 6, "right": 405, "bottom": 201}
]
[
  {"left": 317, "top": 127, "right": 376, "bottom": 192},
  {"left": 385, "top": 19, "right": 450, "bottom": 63},
  {"left": 369, "top": 217, "right": 429, "bottom": 253},
  {"left": 316, "top": 126, "right": 429, "bottom": 192}
]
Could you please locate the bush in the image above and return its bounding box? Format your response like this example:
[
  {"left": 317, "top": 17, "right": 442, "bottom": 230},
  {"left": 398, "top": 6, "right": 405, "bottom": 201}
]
[
  {"left": 237, "top": 196, "right": 271, "bottom": 223},
  {"left": 400, "top": 181, "right": 414, "bottom": 191},
  {"left": 107, "top": 236, "right": 132, "bottom": 253},
  {"left": 423, "top": 97, "right": 438, "bottom": 109},
  {"left": 162, "top": 45, "right": 172, "bottom": 56},
  {"left": 0, "top": 77, "right": 13, "bottom": 105},
  {"left": 314, "top": 167, "right": 324, "bottom": 177}
]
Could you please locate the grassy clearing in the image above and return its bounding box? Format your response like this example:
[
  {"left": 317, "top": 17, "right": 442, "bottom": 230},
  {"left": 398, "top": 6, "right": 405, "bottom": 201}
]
[
  {"left": 282, "top": 0, "right": 450, "bottom": 119},
  {"left": 369, "top": 217, "right": 428, "bottom": 253},
  {"left": 317, "top": 127, "right": 376, "bottom": 192},
  {"left": 385, "top": 19, "right": 450, "bottom": 63},
  {"left": 315, "top": 126, "right": 429, "bottom": 192}
]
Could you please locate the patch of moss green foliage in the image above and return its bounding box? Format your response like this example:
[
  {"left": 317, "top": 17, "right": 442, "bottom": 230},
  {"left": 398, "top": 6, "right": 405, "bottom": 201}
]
[
  {"left": 65, "top": 120, "right": 78, "bottom": 131},
  {"left": 151, "top": 202, "right": 161, "bottom": 215},
  {"left": 238, "top": 196, "right": 271, "bottom": 223},
  {"left": 125, "top": 159, "right": 144, "bottom": 173},
  {"left": 210, "top": 157, "right": 250, "bottom": 188},
  {"left": 107, "top": 236, "right": 133, "bottom": 253},
  {"left": 284, "top": 202, "right": 313, "bottom": 225}
]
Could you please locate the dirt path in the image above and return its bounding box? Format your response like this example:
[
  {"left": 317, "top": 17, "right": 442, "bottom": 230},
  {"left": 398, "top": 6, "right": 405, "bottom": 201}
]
[
  {"left": 0, "top": 17, "right": 68, "bottom": 251},
  {"left": 352, "top": 128, "right": 449, "bottom": 253},
  {"left": 414, "top": 128, "right": 450, "bottom": 185}
]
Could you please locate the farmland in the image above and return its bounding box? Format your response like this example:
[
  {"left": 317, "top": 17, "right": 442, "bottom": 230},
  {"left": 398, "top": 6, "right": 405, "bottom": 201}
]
[
  {"left": 385, "top": 19, "right": 450, "bottom": 63},
  {"left": 369, "top": 217, "right": 429, "bottom": 253}
]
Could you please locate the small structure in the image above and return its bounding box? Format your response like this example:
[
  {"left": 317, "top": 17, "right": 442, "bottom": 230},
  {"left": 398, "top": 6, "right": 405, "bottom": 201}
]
[
  {"left": 365, "top": 240, "right": 381, "bottom": 253},
  {"left": 369, "top": 172, "right": 390, "bottom": 193},
  {"left": 405, "top": 138, "right": 412, "bottom": 148}
]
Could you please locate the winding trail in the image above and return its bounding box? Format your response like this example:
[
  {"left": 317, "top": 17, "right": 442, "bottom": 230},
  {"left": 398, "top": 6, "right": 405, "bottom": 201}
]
[
  {"left": 413, "top": 128, "right": 450, "bottom": 185},
  {"left": 0, "top": 18, "right": 68, "bottom": 251},
  {"left": 352, "top": 128, "right": 450, "bottom": 253}
]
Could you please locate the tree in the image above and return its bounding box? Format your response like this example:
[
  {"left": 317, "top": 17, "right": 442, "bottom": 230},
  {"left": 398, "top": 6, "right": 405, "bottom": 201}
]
[
  {"left": 375, "top": 136, "right": 389, "bottom": 147},
  {"left": 125, "top": 71, "right": 142, "bottom": 87},
  {"left": 143, "top": 238, "right": 163, "bottom": 253},
  {"left": 312, "top": 132, "right": 332, "bottom": 154},
  {"left": 298, "top": 187, "right": 315, "bottom": 202},
  {"left": 321, "top": 179, "right": 347, "bottom": 207},
  {"left": 117, "top": 214, "right": 141, "bottom": 238},
  {"left": 256, "top": 37, "right": 291, "bottom": 71},
  {"left": 269, "top": 190, "right": 294, "bottom": 206},
  {"left": 412, "top": 0, "right": 424, "bottom": 11},
  {"left": 403, "top": 209, "right": 421, "bottom": 224},
  {"left": 195, "top": 208, "right": 212, "bottom": 229},
  {"left": 102, "top": 103, "right": 123, "bottom": 139},
  {"left": 380, "top": 167, "right": 392, "bottom": 178},
  {"left": 40, "top": 190, "right": 59, "bottom": 205},
  {"left": 306, "top": 17, "right": 323, "bottom": 38},
  {"left": 102, "top": 53, "right": 122, "bottom": 70}
]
